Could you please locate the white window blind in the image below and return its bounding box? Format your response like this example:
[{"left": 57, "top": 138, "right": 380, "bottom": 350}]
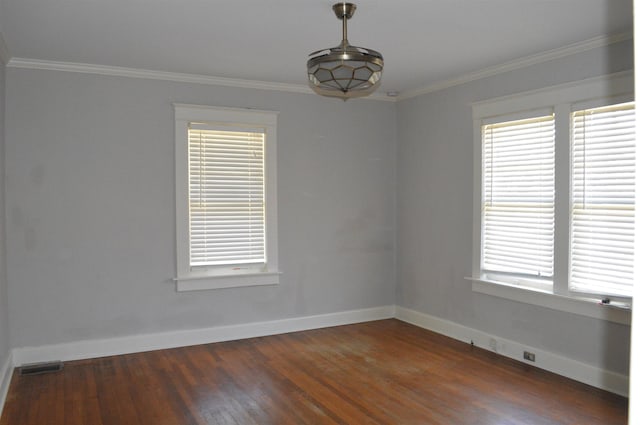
[
  {"left": 482, "top": 115, "right": 555, "bottom": 278},
  {"left": 188, "top": 124, "right": 266, "bottom": 267},
  {"left": 570, "top": 102, "right": 635, "bottom": 297}
]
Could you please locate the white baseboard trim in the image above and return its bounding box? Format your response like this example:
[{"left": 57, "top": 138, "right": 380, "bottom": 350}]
[
  {"left": 8, "top": 305, "right": 628, "bottom": 398},
  {"left": 0, "top": 351, "right": 13, "bottom": 418},
  {"left": 395, "top": 306, "right": 629, "bottom": 397},
  {"left": 12, "top": 305, "right": 395, "bottom": 366}
]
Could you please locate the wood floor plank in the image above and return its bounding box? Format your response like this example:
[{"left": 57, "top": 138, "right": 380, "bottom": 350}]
[{"left": 0, "top": 319, "right": 628, "bottom": 425}]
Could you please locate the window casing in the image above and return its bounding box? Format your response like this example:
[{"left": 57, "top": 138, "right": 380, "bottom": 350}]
[
  {"left": 471, "top": 72, "right": 634, "bottom": 322},
  {"left": 174, "top": 104, "right": 279, "bottom": 291}
]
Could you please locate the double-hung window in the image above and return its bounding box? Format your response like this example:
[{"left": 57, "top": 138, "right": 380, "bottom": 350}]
[
  {"left": 570, "top": 102, "right": 635, "bottom": 297},
  {"left": 482, "top": 114, "right": 555, "bottom": 288},
  {"left": 174, "top": 104, "right": 280, "bottom": 291},
  {"left": 471, "top": 72, "right": 634, "bottom": 322}
]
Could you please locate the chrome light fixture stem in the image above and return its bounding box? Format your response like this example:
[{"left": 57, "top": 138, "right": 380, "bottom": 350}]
[
  {"left": 337, "top": 3, "right": 354, "bottom": 45},
  {"left": 307, "top": 3, "right": 384, "bottom": 100}
]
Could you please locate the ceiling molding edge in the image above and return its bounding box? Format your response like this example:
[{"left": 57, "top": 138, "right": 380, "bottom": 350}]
[
  {"left": 397, "top": 32, "right": 633, "bottom": 101},
  {"left": 6, "top": 31, "right": 629, "bottom": 102},
  {"left": 6, "top": 58, "right": 394, "bottom": 102},
  {"left": 6, "top": 58, "right": 311, "bottom": 92},
  {"left": 0, "top": 30, "right": 10, "bottom": 65}
]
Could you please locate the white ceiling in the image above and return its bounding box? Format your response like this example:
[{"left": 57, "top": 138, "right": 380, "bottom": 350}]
[{"left": 0, "top": 0, "right": 634, "bottom": 97}]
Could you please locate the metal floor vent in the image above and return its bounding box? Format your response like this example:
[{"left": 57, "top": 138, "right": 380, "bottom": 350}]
[{"left": 19, "top": 361, "right": 64, "bottom": 376}]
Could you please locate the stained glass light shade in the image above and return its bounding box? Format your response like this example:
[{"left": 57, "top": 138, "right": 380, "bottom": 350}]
[{"left": 307, "top": 3, "right": 384, "bottom": 100}]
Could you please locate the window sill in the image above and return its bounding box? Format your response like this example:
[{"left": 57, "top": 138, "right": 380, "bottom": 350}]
[
  {"left": 174, "top": 271, "right": 281, "bottom": 292},
  {"left": 465, "top": 277, "right": 631, "bottom": 326}
]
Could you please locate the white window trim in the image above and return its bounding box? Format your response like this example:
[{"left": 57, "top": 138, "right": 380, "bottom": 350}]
[
  {"left": 174, "top": 104, "right": 280, "bottom": 291},
  {"left": 466, "top": 278, "right": 631, "bottom": 325},
  {"left": 470, "top": 71, "right": 633, "bottom": 325}
]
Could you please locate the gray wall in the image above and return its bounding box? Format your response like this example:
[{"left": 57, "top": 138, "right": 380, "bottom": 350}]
[
  {"left": 1, "top": 38, "right": 633, "bottom": 379},
  {"left": 4, "top": 69, "right": 396, "bottom": 348},
  {"left": 395, "top": 40, "right": 634, "bottom": 375},
  {"left": 0, "top": 49, "right": 10, "bottom": 365}
]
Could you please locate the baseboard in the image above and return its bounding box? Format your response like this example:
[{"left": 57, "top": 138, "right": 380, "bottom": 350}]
[
  {"left": 0, "top": 351, "right": 13, "bottom": 418},
  {"left": 9, "top": 304, "right": 628, "bottom": 398},
  {"left": 395, "top": 306, "right": 629, "bottom": 397},
  {"left": 12, "top": 305, "right": 395, "bottom": 366}
]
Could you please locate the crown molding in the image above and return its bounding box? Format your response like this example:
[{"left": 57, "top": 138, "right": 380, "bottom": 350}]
[
  {"left": 0, "top": 30, "right": 10, "bottom": 65},
  {"left": 5, "top": 31, "right": 630, "bottom": 102},
  {"left": 397, "top": 32, "right": 633, "bottom": 101},
  {"left": 6, "top": 58, "right": 394, "bottom": 102},
  {"left": 7, "top": 58, "right": 310, "bottom": 92}
]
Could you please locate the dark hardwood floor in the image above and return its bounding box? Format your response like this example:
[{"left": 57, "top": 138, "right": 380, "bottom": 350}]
[{"left": 0, "top": 319, "right": 628, "bottom": 424}]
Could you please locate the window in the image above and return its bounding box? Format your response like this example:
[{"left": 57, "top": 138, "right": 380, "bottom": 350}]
[
  {"left": 570, "top": 102, "right": 635, "bottom": 297},
  {"left": 188, "top": 125, "right": 266, "bottom": 267},
  {"left": 482, "top": 115, "right": 555, "bottom": 285},
  {"left": 471, "top": 72, "right": 634, "bottom": 322},
  {"left": 174, "top": 104, "right": 280, "bottom": 291}
]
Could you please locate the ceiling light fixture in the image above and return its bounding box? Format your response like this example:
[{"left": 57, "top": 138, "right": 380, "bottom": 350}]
[{"left": 307, "top": 3, "right": 384, "bottom": 100}]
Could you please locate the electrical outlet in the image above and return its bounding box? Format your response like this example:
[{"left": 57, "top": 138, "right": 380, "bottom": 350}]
[
  {"left": 523, "top": 351, "right": 536, "bottom": 362},
  {"left": 489, "top": 338, "right": 497, "bottom": 351}
]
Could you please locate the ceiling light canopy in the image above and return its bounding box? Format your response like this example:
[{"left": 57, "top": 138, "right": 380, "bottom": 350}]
[{"left": 307, "top": 3, "right": 384, "bottom": 100}]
